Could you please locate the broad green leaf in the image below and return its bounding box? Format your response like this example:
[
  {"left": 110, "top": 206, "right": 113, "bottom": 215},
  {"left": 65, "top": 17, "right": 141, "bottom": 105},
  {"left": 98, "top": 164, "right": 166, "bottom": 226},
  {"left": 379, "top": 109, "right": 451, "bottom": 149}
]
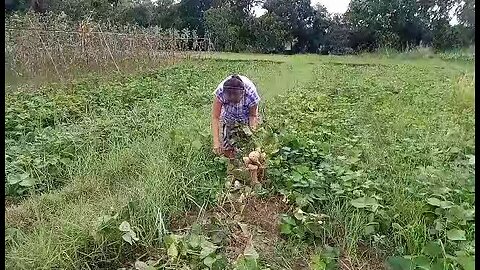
[
  {"left": 439, "top": 201, "right": 454, "bottom": 209},
  {"left": 431, "top": 258, "right": 446, "bottom": 270},
  {"left": 280, "top": 223, "right": 292, "bottom": 235},
  {"left": 413, "top": 256, "right": 431, "bottom": 270},
  {"left": 427, "top": 198, "right": 442, "bottom": 207},
  {"left": 7, "top": 175, "right": 23, "bottom": 185},
  {"left": 282, "top": 215, "right": 296, "bottom": 225},
  {"left": 364, "top": 225, "right": 375, "bottom": 235},
  {"left": 350, "top": 197, "right": 377, "bottom": 208},
  {"left": 203, "top": 256, "right": 216, "bottom": 268},
  {"left": 387, "top": 256, "right": 414, "bottom": 270},
  {"left": 122, "top": 233, "right": 133, "bottom": 245},
  {"left": 167, "top": 243, "right": 178, "bottom": 259},
  {"left": 447, "top": 229, "right": 466, "bottom": 241},
  {"left": 423, "top": 241, "right": 443, "bottom": 257},
  {"left": 200, "top": 241, "right": 217, "bottom": 259},
  {"left": 310, "top": 254, "right": 327, "bottom": 270},
  {"left": 191, "top": 140, "right": 202, "bottom": 150},
  {"left": 457, "top": 255, "right": 475, "bottom": 270},
  {"left": 19, "top": 177, "right": 35, "bottom": 187},
  {"left": 392, "top": 223, "right": 403, "bottom": 230},
  {"left": 119, "top": 221, "right": 131, "bottom": 232},
  {"left": 189, "top": 234, "right": 201, "bottom": 248},
  {"left": 290, "top": 171, "right": 303, "bottom": 182}
]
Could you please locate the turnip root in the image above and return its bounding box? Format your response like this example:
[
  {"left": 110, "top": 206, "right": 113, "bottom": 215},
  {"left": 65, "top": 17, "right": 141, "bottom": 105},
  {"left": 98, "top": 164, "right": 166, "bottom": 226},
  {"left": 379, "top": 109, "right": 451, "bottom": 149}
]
[
  {"left": 247, "top": 164, "right": 258, "bottom": 171},
  {"left": 248, "top": 151, "right": 261, "bottom": 164},
  {"left": 249, "top": 168, "right": 258, "bottom": 184},
  {"left": 259, "top": 152, "right": 266, "bottom": 163},
  {"left": 243, "top": 157, "right": 251, "bottom": 165}
]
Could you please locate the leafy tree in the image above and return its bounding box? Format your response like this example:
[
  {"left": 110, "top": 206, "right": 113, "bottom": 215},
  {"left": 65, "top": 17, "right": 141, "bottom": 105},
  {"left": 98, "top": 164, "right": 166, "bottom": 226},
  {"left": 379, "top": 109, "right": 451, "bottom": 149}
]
[
  {"left": 177, "top": 0, "right": 215, "bottom": 35},
  {"left": 263, "top": 0, "right": 319, "bottom": 53},
  {"left": 252, "top": 13, "right": 291, "bottom": 52}
]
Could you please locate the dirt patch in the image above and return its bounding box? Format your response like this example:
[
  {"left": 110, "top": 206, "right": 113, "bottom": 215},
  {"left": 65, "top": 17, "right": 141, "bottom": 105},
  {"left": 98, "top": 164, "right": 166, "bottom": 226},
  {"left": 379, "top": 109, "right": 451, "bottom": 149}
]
[
  {"left": 241, "top": 195, "right": 291, "bottom": 238},
  {"left": 168, "top": 193, "right": 292, "bottom": 262}
]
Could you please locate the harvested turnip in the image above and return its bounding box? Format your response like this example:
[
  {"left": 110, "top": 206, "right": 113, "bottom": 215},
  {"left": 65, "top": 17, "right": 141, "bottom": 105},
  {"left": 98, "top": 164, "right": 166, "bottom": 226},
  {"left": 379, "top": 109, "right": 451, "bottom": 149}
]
[
  {"left": 248, "top": 151, "right": 261, "bottom": 164},
  {"left": 247, "top": 164, "right": 258, "bottom": 170},
  {"left": 243, "top": 156, "right": 251, "bottom": 165}
]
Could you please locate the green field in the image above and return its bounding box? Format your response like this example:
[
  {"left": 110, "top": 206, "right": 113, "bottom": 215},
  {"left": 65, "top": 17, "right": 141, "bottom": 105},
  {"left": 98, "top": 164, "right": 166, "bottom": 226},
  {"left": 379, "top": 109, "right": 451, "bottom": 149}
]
[{"left": 5, "top": 53, "right": 475, "bottom": 269}]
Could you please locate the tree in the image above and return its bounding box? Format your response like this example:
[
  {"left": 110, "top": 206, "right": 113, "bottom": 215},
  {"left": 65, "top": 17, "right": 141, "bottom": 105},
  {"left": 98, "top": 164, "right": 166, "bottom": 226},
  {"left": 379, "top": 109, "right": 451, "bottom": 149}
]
[
  {"left": 204, "top": 7, "right": 243, "bottom": 51},
  {"left": 252, "top": 13, "right": 291, "bottom": 52},
  {"left": 177, "top": 0, "right": 215, "bottom": 35},
  {"left": 346, "top": 0, "right": 427, "bottom": 50},
  {"left": 324, "top": 14, "right": 353, "bottom": 54},
  {"left": 263, "top": 0, "right": 317, "bottom": 53}
]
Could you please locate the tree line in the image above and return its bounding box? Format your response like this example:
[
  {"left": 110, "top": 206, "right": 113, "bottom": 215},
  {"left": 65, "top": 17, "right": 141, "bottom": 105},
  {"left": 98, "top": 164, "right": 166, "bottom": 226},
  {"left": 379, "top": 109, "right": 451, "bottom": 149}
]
[{"left": 5, "top": 0, "right": 475, "bottom": 54}]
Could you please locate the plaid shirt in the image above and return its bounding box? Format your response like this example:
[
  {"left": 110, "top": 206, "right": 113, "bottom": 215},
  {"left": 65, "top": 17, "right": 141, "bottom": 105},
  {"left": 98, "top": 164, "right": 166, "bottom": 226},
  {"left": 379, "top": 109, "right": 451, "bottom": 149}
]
[{"left": 214, "top": 75, "right": 260, "bottom": 124}]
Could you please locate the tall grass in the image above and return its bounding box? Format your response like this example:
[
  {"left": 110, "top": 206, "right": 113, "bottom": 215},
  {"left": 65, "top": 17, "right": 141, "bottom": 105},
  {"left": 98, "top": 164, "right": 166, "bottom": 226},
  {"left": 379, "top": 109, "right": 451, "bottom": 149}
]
[{"left": 5, "top": 11, "right": 214, "bottom": 85}]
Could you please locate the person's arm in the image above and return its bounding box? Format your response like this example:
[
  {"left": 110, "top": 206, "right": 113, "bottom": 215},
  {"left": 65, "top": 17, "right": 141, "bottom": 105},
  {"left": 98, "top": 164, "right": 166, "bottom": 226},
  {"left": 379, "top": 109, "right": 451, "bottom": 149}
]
[
  {"left": 249, "top": 104, "right": 259, "bottom": 131},
  {"left": 212, "top": 97, "right": 222, "bottom": 154}
]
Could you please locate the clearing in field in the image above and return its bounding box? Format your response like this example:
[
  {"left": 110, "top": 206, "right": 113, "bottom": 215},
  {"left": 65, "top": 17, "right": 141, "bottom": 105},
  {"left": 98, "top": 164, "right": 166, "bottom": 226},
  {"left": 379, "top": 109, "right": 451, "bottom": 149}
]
[{"left": 5, "top": 53, "right": 475, "bottom": 269}]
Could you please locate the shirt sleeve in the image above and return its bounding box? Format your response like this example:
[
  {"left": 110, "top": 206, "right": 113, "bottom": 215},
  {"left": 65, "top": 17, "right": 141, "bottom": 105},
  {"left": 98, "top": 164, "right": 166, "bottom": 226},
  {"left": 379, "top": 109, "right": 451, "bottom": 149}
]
[
  {"left": 214, "top": 84, "right": 226, "bottom": 104},
  {"left": 246, "top": 87, "right": 260, "bottom": 108}
]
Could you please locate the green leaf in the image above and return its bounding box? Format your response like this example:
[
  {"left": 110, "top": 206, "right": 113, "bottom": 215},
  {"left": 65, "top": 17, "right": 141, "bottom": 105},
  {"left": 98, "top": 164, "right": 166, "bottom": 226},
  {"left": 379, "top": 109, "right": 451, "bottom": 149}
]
[
  {"left": 392, "top": 223, "right": 403, "bottom": 230},
  {"left": 447, "top": 229, "right": 466, "bottom": 241},
  {"left": 203, "top": 256, "right": 216, "bottom": 268},
  {"left": 350, "top": 197, "right": 377, "bottom": 208},
  {"left": 191, "top": 140, "right": 202, "bottom": 150},
  {"left": 280, "top": 223, "right": 292, "bottom": 235},
  {"left": 427, "top": 198, "right": 442, "bottom": 207},
  {"left": 167, "top": 243, "right": 178, "bottom": 259},
  {"left": 364, "top": 225, "right": 375, "bottom": 235},
  {"left": 19, "top": 177, "right": 35, "bottom": 187},
  {"left": 310, "top": 254, "right": 327, "bottom": 270},
  {"left": 122, "top": 233, "right": 133, "bottom": 245},
  {"left": 387, "top": 256, "right": 414, "bottom": 270},
  {"left": 282, "top": 215, "right": 297, "bottom": 225},
  {"left": 439, "top": 200, "right": 454, "bottom": 209},
  {"left": 413, "top": 256, "right": 431, "bottom": 270},
  {"left": 119, "top": 221, "right": 131, "bottom": 232},
  {"left": 200, "top": 240, "right": 217, "bottom": 259},
  {"left": 290, "top": 171, "right": 303, "bottom": 182},
  {"left": 423, "top": 241, "right": 443, "bottom": 257},
  {"left": 7, "top": 174, "right": 23, "bottom": 185},
  {"left": 189, "top": 234, "right": 201, "bottom": 249},
  {"left": 431, "top": 258, "right": 446, "bottom": 270},
  {"left": 457, "top": 255, "right": 475, "bottom": 270}
]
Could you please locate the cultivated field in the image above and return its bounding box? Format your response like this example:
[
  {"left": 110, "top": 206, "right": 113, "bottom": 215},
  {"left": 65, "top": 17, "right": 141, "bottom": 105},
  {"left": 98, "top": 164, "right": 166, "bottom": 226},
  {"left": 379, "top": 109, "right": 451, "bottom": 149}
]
[{"left": 5, "top": 53, "right": 475, "bottom": 269}]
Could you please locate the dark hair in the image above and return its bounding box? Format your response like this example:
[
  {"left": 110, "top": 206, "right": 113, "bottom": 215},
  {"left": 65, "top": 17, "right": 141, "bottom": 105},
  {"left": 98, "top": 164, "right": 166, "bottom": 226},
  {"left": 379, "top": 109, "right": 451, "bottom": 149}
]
[{"left": 223, "top": 74, "right": 244, "bottom": 92}]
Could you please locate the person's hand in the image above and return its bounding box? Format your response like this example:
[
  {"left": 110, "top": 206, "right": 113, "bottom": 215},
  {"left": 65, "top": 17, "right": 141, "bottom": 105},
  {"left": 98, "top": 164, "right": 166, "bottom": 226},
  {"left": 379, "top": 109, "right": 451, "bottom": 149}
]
[{"left": 213, "top": 142, "right": 222, "bottom": 155}]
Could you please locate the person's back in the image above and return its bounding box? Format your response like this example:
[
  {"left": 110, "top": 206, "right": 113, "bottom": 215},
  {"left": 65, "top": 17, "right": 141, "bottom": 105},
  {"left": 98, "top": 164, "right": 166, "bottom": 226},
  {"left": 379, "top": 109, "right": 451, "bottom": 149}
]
[{"left": 211, "top": 74, "right": 260, "bottom": 159}]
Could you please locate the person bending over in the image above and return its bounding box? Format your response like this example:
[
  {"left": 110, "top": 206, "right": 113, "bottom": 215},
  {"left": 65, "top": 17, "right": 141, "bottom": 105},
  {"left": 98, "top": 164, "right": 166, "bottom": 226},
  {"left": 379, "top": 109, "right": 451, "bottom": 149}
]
[{"left": 211, "top": 74, "right": 260, "bottom": 159}]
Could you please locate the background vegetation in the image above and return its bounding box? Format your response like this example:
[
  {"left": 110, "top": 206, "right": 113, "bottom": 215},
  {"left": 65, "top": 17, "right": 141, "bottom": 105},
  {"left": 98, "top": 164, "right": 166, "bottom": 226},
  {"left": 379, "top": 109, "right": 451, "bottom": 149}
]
[{"left": 5, "top": 0, "right": 475, "bottom": 54}]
